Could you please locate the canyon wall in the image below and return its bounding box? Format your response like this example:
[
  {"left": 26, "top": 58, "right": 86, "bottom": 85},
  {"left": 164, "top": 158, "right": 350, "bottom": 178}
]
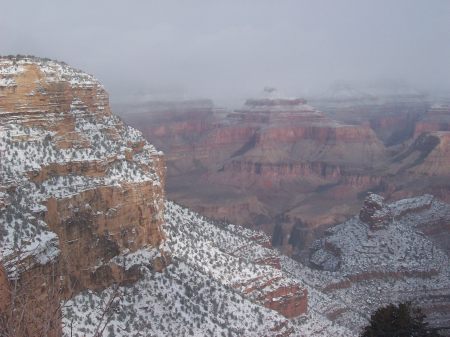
[
  {"left": 119, "top": 89, "right": 450, "bottom": 260},
  {"left": 0, "top": 56, "right": 167, "bottom": 336},
  {"left": 120, "top": 97, "right": 388, "bottom": 256}
]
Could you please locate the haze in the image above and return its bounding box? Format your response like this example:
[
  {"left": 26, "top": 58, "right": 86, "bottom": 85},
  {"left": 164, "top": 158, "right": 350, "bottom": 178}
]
[{"left": 1, "top": 0, "right": 449, "bottom": 105}]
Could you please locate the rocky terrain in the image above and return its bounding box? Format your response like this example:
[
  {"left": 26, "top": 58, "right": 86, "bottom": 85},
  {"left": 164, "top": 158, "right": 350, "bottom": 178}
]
[
  {"left": 0, "top": 56, "right": 168, "bottom": 336},
  {"left": 1, "top": 56, "right": 450, "bottom": 337},
  {"left": 119, "top": 86, "right": 450, "bottom": 260},
  {"left": 119, "top": 96, "right": 390, "bottom": 257},
  {"left": 311, "top": 83, "right": 429, "bottom": 146},
  {"left": 0, "top": 57, "right": 312, "bottom": 337},
  {"left": 65, "top": 194, "right": 450, "bottom": 336},
  {"left": 298, "top": 193, "right": 450, "bottom": 331}
]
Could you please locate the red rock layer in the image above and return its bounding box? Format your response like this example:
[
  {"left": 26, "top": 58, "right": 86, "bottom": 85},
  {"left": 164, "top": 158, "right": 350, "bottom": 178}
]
[
  {"left": 120, "top": 97, "right": 388, "bottom": 255},
  {"left": 262, "top": 284, "right": 308, "bottom": 318},
  {"left": 414, "top": 104, "right": 450, "bottom": 137}
]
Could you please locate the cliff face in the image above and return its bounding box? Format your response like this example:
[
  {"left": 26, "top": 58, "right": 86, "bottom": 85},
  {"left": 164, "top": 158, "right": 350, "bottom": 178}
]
[
  {"left": 1, "top": 57, "right": 313, "bottom": 337},
  {"left": 202, "top": 100, "right": 385, "bottom": 217},
  {"left": 117, "top": 89, "right": 450, "bottom": 265},
  {"left": 414, "top": 104, "right": 450, "bottom": 137},
  {"left": 0, "top": 56, "right": 167, "bottom": 336},
  {"left": 119, "top": 97, "right": 389, "bottom": 257},
  {"left": 117, "top": 100, "right": 220, "bottom": 176},
  {"left": 312, "top": 89, "right": 428, "bottom": 146}
]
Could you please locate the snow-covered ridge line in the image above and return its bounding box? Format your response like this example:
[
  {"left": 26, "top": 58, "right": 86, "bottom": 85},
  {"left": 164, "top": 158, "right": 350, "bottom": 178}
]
[{"left": 0, "top": 55, "right": 100, "bottom": 88}]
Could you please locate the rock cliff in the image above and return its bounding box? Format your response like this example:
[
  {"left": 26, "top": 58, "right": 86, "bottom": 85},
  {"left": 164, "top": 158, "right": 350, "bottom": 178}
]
[
  {"left": 4, "top": 57, "right": 448, "bottom": 336},
  {"left": 1, "top": 57, "right": 314, "bottom": 337},
  {"left": 312, "top": 85, "right": 428, "bottom": 146},
  {"left": 0, "top": 56, "right": 167, "bottom": 336},
  {"left": 414, "top": 104, "right": 450, "bottom": 137},
  {"left": 120, "top": 97, "right": 388, "bottom": 256}
]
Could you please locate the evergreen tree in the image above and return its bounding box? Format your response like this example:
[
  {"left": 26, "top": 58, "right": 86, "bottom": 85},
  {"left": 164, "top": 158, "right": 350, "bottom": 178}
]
[{"left": 361, "top": 302, "right": 440, "bottom": 337}]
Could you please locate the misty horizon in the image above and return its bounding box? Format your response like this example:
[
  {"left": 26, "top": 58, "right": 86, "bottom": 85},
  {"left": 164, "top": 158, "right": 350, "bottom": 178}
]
[{"left": 1, "top": 0, "right": 449, "bottom": 105}]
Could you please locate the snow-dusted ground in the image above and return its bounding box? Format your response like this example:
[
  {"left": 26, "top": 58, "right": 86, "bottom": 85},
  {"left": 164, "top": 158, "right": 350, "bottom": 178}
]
[
  {"left": 0, "top": 57, "right": 97, "bottom": 88},
  {"left": 64, "top": 259, "right": 295, "bottom": 337},
  {"left": 3, "top": 57, "right": 450, "bottom": 336},
  {"left": 0, "top": 58, "right": 163, "bottom": 276},
  {"left": 64, "top": 201, "right": 355, "bottom": 337},
  {"left": 285, "top": 195, "right": 450, "bottom": 331}
]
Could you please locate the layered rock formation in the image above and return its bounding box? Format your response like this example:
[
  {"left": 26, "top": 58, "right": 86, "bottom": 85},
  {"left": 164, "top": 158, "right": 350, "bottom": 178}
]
[
  {"left": 385, "top": 131, "right": 450, "bottom": 205},
  {"left": 1, "top": 56, "right": 315, "bottom": 337},
  {"left": 2, "top": 58, "right": 449, "bottom": 336},
  {"left": 117, "top": 86, "right": 450, "bottom": 267},
  {"left": 292, "top": 194, "right": 450, "bottom": 330},
  {"left": 358, "top": 193, "right": 392, "bottom": 230},
  {"left": 119, "top": 96, "right": 388, "bottom": 257},
  {"left": 0, "top": 56, "right": 167, "bottom": 336},
  {"left": 414, "top": 104, "right": 450, "bottom": 137},
  {"left": 312, "top": 83, "right": 428, "bottom": 146},
  {"left": 117, "top": 99, "right": 221, "bottom": 176}
]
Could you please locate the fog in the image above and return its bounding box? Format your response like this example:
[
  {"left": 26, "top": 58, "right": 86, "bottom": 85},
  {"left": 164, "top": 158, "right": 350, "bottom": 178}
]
[{"left": 1, "top": 0, "right": 449, "bottom": 105}]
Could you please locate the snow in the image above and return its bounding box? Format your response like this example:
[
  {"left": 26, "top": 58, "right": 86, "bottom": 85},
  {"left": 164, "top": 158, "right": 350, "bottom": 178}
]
[
  {"left": 63, "top": 201, "right": 357, "bottom": 336},
  {"left": 62, "top": 202, "right": 305, "bottom": 337},
  {"left": 63, "top": 260, "right": 294, "bottom": 337},
  {"left": 3, "top": 57, "right": 450, "bottom": 336},
  {"left": 0, "top": 59, "right": 163, "bottom": 275},
  {"left": 286, "top": 195, "right": 450, "bottom": 331}
]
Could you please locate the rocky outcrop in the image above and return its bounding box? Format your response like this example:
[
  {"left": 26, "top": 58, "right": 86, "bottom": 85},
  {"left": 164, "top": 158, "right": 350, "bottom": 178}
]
[
  {"left": 298, "top": 194, "right": 450, "bottom": 330},
  {"left": 0, "top": 56, "right": 167, "bottom": 336},
  {"left": 414, "top": 104, "right": 450, "bottom": 137},
  {"left": 261, "top": 283, "right": 307, "bottom": 318},
  {"left": 359, "top": 193, "right": 392, "bottom": 230},
  {"left": 309, "top": 239, "right": 342, "bottom": 271}
]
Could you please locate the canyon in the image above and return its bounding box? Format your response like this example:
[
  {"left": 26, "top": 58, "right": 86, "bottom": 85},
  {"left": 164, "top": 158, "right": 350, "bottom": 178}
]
[
  {"left": 119, "top": 91, "right": 450, "bottom": 259},
  {"left": 0, "top": 57, "right": 310, "bottom": 337},
  {"left": 1, "top": 56, "right": 450, "bottom": 336}
]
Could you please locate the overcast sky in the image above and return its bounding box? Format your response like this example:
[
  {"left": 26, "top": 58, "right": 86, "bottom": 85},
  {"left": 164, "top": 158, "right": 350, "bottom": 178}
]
[{"left": 1, "top": 0, "right": 449, "bottom": 104}]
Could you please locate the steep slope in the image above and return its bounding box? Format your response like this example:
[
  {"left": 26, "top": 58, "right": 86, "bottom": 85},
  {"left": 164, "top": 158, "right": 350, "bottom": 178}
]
[
  {"left": 65, "top": 201, "right": 352, "bottom": 337},
  {"left": 65, "top": 194, "right": 450, "bottom": 336},
  {"left": 0, "top": 56, "right": 167, "bottom": 336}
]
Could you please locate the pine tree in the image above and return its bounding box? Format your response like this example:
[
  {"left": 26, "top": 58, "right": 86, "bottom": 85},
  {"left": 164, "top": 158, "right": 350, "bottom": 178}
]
[{"left": 361, "top": 302, "right": 441, "bottom": 337}]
